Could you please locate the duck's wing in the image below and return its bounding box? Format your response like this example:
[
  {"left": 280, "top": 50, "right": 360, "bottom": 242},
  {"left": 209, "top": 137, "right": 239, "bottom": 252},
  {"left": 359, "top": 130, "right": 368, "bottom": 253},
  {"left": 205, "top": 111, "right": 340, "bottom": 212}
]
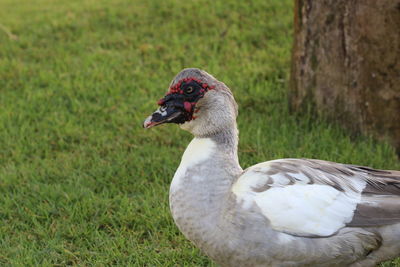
[{"left": 232, "top": 158, "right": 400, "bottom": 237}]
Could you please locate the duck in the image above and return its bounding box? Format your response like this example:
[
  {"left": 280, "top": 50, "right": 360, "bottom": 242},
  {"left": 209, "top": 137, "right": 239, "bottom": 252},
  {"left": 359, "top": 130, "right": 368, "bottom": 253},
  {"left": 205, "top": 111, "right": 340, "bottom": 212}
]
[{"left": 143, "top": 68, "right": 400, "bottom": 267}]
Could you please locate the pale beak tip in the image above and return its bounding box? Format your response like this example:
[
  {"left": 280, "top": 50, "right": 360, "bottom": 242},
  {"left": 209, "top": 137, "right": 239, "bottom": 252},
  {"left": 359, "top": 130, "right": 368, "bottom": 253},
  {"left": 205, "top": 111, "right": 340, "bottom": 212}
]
[{"left": 143, "top": 116, "right": 154, "bottom": 129}]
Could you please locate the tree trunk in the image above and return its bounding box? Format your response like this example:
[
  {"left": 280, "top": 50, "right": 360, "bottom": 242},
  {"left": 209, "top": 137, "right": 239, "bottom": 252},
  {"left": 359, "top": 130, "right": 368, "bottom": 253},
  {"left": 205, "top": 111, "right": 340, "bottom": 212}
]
[{"left": 290, "top": 0, "right": 400, "bottom": 153}]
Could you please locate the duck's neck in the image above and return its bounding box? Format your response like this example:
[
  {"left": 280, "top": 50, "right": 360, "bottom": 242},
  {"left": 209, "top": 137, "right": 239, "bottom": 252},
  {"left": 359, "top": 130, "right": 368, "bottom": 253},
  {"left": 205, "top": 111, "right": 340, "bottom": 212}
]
[
  {"left": 171, "top": 125, "right": 241, "bottom": 190},
  {"left": 169, "top": 126, "right": 242, "bottom": 243},
  {"left": 208, "top": 126, "right": 240, "bottom": 165}
]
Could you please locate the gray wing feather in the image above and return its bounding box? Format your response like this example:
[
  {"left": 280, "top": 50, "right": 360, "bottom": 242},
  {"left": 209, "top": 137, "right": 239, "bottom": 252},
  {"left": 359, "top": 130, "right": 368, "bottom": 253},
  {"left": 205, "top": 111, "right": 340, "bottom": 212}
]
[
  {"left": 255, "top": 159, "right": 400, "bottom": 228},
  {"left": 346, "top": 166, "right": 400, "bottom": 227}
]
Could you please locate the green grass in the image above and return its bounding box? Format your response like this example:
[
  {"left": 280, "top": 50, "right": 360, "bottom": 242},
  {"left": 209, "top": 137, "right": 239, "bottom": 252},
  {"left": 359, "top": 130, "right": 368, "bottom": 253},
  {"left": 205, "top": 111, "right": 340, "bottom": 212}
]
[{"left": 0, "top": 0, "right": 399, "bottom": 266}]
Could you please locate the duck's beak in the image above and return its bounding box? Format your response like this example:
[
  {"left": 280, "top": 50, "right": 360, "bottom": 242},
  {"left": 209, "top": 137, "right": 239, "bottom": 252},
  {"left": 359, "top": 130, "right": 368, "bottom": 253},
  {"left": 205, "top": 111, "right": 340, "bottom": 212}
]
[{"left": 143, "top": 103, "right": 183, "bottom": 129}]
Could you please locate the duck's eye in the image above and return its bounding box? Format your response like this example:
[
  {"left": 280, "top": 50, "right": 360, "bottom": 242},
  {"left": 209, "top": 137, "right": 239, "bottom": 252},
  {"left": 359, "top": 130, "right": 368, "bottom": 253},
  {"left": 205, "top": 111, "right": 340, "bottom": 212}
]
[{"left": 185, "top": 86, "right": 194, "bottom": 94}]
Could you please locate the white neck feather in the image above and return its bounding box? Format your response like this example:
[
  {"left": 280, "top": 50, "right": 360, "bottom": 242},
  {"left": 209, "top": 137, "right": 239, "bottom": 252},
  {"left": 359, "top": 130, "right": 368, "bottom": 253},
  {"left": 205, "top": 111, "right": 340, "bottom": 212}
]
[{"left": 170, "top": 137, "right": 217, "bottom": 193}]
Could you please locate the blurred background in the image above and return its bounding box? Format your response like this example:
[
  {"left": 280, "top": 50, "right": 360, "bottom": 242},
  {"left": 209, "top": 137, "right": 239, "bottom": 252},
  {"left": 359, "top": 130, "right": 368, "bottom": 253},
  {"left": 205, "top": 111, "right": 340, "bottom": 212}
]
[{"left": 0, "top": 0, "right": 398, "bottom": 265}]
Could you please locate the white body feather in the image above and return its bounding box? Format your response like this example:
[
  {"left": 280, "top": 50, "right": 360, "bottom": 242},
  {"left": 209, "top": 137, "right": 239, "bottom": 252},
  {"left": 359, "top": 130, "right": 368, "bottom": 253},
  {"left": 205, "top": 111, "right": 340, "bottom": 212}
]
[
  {"left": 170, "top": 138, "right": 216, "bottom": 193},
  {"left": 233, "top": 161, "right": 367, "bottom": 236}
]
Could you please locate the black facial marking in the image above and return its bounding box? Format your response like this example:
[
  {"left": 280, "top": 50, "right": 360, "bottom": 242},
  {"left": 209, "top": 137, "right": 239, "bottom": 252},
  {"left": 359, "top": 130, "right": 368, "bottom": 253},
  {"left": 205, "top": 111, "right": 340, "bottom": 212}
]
[
  {"left": 182, "top": 81, "right": 202, "bottom": 97},
  {"left": 157, "top": 79, "right": 211, "bottom": 125}
]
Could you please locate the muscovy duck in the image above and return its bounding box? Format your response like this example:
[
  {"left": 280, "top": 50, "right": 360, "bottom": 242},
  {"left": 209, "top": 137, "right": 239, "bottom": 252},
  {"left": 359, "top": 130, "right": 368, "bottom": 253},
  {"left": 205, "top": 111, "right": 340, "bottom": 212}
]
[{"left": 143, "top": 68, "right": 400, "bottom": 267}]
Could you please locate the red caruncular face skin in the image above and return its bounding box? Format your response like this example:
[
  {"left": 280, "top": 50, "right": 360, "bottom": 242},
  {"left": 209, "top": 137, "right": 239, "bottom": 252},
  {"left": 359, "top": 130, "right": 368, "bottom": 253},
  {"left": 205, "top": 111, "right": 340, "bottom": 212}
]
[{"left": 156, "top": 77, "right": 215, "bottom": 123}]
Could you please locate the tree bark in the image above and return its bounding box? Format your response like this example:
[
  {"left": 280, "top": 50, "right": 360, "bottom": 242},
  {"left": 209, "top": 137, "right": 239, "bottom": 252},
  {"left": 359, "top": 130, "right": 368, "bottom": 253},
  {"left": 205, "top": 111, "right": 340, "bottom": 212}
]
[{"left": 290, "top": 0, "right": 400, "bottom": 153}]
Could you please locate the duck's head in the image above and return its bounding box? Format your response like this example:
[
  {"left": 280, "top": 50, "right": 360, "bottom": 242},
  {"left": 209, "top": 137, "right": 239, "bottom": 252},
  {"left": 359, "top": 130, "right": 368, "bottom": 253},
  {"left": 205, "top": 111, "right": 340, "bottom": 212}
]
[{"left": 143, "top": 68, "right": 238, "bottom": 137}]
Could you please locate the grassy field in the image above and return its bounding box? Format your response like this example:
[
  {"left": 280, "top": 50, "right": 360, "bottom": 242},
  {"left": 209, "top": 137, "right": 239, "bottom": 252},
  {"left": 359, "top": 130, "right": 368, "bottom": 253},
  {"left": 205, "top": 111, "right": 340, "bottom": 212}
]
[{"left": 0, "top": 0, "right": 399, "bottom": 266}]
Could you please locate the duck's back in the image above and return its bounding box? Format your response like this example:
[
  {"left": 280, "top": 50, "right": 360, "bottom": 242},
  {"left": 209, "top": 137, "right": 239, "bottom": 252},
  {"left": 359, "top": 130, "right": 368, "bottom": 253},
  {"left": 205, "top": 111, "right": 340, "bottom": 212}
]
[{"left": 226, "top": 158, "right": 400, "bottom": 266}]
